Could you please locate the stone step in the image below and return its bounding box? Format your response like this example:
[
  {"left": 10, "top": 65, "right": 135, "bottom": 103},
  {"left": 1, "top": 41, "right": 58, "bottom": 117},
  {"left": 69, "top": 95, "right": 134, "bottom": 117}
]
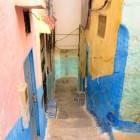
[
  {"left": 57, "top": 110, "right": 92, "bottom": 119},
  {"left": 47, "top": 118, "right": 97, "bottom": 128},
  {"left": 57, "top": 106, "right": 86, "bottom": 112},
  {"left": 45, "top": 132, "right": 109, "bottom": 140},
  {"left": 56, "top": 108, "right": 94, "bottom": 120},
  {"left": 46, "top": 127, "right": 102, "bottom": 139},
  {"left": 67, "top": 111, "right": 92, "bottom": 119}
]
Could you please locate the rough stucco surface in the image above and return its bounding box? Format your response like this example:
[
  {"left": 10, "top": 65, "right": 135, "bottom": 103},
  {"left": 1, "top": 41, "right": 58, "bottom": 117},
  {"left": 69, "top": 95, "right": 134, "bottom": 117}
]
[
  {"left": 120, "top": 37, "right": 140, "bottom": 121},
  {"left": 119, "top": 1, "right": 140, "bottom": 121},
  {"left": 55, "top": 49, "right": 78, "bottom": 79},
  {"left": 85, "top": 0, "right": 123, "bottom": 79},
  {"left": 0, "top": 1, "right": 35, "bottom": 139},
  {"left": 0, "top": 1, "right": 45, "bottom": 139},
  {"left": 37, "top": 86, "right": 47, "bottom": 140},
  {"left": 5, "top": 86, "right": 47, "bottom": 140},
  {"left": 5, "top": 118, "right": 31, "bottom": 140},
  {"left": 86, "top": 25, "right": 129, "bottom": 132}
]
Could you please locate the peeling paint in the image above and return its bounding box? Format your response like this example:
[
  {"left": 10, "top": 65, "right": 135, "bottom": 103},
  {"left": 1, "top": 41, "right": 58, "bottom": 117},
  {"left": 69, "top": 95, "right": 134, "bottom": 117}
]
[
  {"left": 119, "top": 0, "right": 140, "bottom": 122},
  {"left": 86, "top": 25, "right": 130, "bottom": 132},
  {"left": 55, "top": 49, "right": 78, "bottom": 79}
]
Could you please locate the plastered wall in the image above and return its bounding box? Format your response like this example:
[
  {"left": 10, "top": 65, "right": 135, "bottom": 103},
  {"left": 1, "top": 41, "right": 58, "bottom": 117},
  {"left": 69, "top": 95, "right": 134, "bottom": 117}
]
[
  {"left": 79, "top": 28, "right": 86, "bottom": 78},
  {"left": 0, "top": 1, "right": 40, "bottom": 139},
  {"left": 55, "top": 48, "right": 78, "bottom": 79},
  {"left": 81, "top": 0, "right": 123, "bottom": 79},
  {"left": 32, "top": 9, "right": 48, "bottom": 88},
  {"left": 80, "top": 0, "right": 140, "bottom": 133},
  {"left": 120, "top": 0, "right": 140, "bottom": 122}
]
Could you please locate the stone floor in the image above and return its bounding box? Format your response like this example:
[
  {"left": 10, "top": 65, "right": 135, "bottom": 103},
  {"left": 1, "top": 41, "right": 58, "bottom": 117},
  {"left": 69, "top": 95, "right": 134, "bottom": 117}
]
[{"left": 45, "top": 77, "right": 109, "bottom": 140}]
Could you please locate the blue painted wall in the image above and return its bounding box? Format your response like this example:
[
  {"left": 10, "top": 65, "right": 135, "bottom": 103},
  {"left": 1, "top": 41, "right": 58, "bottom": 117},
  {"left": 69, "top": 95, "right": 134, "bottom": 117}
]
[
  {"left": 5, "top": 118, "right": 31, "bottom": 140},
  {"left": 86, "top": 25, "right": 140, "bottom": 132},
  {"left": 37, "top": 86, "right": 47, "bottom": 140},
  {"left": 29, "top": 50, "right": 40, "bottom": 136},
  {"left": 5, "top": 86, "right": 47, "bottom": 140}
]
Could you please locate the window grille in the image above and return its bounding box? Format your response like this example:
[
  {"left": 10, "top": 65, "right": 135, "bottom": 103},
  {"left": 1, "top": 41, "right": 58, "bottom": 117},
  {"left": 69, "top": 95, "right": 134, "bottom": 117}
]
[{"left": 23, "top": 11, "right": 31, "bottom": 33}]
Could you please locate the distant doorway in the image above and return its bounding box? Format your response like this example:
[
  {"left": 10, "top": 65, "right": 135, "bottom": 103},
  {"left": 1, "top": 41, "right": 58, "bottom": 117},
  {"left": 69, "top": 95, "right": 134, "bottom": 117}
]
[{"left": 40, "top": 33, "right": 48, "bottom": 111}]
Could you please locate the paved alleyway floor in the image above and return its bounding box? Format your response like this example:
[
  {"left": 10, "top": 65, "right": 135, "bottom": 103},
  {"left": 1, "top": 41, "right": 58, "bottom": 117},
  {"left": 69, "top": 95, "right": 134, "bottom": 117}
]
[{"left": 45, "top": 78, "right": 109, "bottom": 140}]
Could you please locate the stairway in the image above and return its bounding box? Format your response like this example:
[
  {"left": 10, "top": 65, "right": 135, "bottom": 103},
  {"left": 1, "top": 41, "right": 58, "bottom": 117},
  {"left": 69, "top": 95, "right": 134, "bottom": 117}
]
[{"left": 45, "top": 78, "right": 109, "bottom": 140}]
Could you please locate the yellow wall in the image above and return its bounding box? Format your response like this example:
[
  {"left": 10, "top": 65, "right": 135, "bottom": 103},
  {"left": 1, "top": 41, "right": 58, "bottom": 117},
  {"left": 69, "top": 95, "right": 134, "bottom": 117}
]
[
  {"left": 80, "top": 0, "right": 123, "bottom": 79},
  {"left": 79, "top": 28, "right": 86, "bottom": 78},
  {"left": 32, "top": 9, "right": 49, "bottom": 88}
]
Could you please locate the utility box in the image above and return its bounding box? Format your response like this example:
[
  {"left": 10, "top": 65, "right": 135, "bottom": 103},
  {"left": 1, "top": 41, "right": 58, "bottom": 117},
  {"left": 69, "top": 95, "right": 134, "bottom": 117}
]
[{"left": 17, "top": 82, "right": 30, "bottom": 129}]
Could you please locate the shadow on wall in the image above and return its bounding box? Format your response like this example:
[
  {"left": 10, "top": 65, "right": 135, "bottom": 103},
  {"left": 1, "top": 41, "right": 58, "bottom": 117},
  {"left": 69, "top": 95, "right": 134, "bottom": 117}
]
[{"left": 86, "top": 24, "right": 140, "bottom": 132}]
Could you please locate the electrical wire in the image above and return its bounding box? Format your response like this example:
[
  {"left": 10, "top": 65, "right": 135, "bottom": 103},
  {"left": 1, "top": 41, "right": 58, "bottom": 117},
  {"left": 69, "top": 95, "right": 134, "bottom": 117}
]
[
  {"left": 55, "top": 28, "right": 79, "bottom": 43},
  {"left": 29, "top": 12, "right": 40, "bottom": 20},
  {"left": 89, "top": 0, "right": 111, "bottom": 12}
]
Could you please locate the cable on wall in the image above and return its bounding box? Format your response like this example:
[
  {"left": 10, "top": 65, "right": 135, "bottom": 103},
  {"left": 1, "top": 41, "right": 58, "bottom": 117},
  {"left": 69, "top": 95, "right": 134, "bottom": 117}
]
[
  {"left": 29, "top": 12, "right": 40, "bottom": 20},
  {"left": 89, "top": 0, "right": 112, "bottom": 12},
  {"left": 55, "top": 28, "right": 79, "bottom": 43}
]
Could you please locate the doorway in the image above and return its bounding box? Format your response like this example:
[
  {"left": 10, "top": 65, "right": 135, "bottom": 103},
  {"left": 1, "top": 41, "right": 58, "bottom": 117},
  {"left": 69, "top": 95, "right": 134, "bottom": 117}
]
[
  {"left": 24, "top": 50, "right": 38, "bottom": 140},
  {"left": 40, "top": 33, "right": 48, "bottom": 111}
]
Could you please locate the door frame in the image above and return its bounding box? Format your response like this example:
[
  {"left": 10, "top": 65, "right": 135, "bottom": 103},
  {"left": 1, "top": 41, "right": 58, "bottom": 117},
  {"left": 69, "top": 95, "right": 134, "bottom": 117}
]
[
  {"left": 24, "top": 49, "right": 40, "bottom": 136},
  {"left": 85, "top": 44, "right": 89, "bottom": 92}
]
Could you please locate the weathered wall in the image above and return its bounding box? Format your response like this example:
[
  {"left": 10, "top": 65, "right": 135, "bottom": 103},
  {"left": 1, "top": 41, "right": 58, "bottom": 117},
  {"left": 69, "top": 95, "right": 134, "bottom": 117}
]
[
  {"left": 85, "top": 0, "right": 123, "bottom": 79},
  {"left": 80, "top": 0, "right": 140, "bottom": 134},
  {"left": 0, "top": 1, "right": 47, "bottom": 139},
  {"left": 119, "top": 0, "right": 140, "bottom": 122},
  {"left": 32, "top": 9, "right": 50, "bottom": 88},
  {"left": 0, "top": 1, "right": 34, "bottom": 139},
  {"left": 5, "top": 86, "right": 47, "bottom": 140},
  {"left": 86, "top": 25, "right": 129, "bottom": 132},
  {"left": 55, "top": 48, "right": 78, "bottom": 79}
]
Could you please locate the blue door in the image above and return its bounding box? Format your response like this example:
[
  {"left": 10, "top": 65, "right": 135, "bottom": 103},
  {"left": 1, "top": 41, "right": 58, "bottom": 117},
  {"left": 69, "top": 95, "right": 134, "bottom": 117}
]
[{"left": 24, "top": 50, "right": 38, "bottom": 140}]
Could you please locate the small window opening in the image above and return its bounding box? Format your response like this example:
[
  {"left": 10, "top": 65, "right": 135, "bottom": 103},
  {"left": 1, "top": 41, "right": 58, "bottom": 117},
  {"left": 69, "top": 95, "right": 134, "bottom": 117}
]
[
  {"left": 23, "top": 11, "right": 31, "bottom": 33},
  {"left": 97, "top": 15, "right": 107, "bottom": 38}
]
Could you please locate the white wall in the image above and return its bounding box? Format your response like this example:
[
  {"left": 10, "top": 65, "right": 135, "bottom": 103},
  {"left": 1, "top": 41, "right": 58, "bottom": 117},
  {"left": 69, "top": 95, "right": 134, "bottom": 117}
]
[{"left": 53, "top": 0, "right": 81, "bottom": 49}]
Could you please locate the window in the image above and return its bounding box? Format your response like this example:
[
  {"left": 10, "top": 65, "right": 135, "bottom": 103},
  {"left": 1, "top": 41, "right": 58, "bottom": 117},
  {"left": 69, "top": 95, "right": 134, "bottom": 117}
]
[
  {"left": 23, "top": 11, "right": 31, "bottom": 33},
  {"left": 97, "top": 15, "right": 107, "bottom": 38}
]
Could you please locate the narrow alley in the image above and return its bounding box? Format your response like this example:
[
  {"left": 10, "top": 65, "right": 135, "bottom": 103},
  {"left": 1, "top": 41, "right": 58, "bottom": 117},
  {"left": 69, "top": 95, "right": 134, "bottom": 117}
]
[
  {"left": 1, "top": 0, "right": 140, "bottom": 140},
  {"left": 45, "top": 78, "right": 108, "bottom": 140}
]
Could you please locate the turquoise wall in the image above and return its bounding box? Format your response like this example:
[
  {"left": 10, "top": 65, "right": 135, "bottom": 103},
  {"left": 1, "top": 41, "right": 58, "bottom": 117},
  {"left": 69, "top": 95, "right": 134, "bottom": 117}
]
[
  {"left": 119, "top": 1, "right": 140, "bottom": 122},
  {"left": 55, "top": 49, "right": 78, "bottom": 79},
  {"left": 60, "top": 58, "right": 78, "bottom": 77}
]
